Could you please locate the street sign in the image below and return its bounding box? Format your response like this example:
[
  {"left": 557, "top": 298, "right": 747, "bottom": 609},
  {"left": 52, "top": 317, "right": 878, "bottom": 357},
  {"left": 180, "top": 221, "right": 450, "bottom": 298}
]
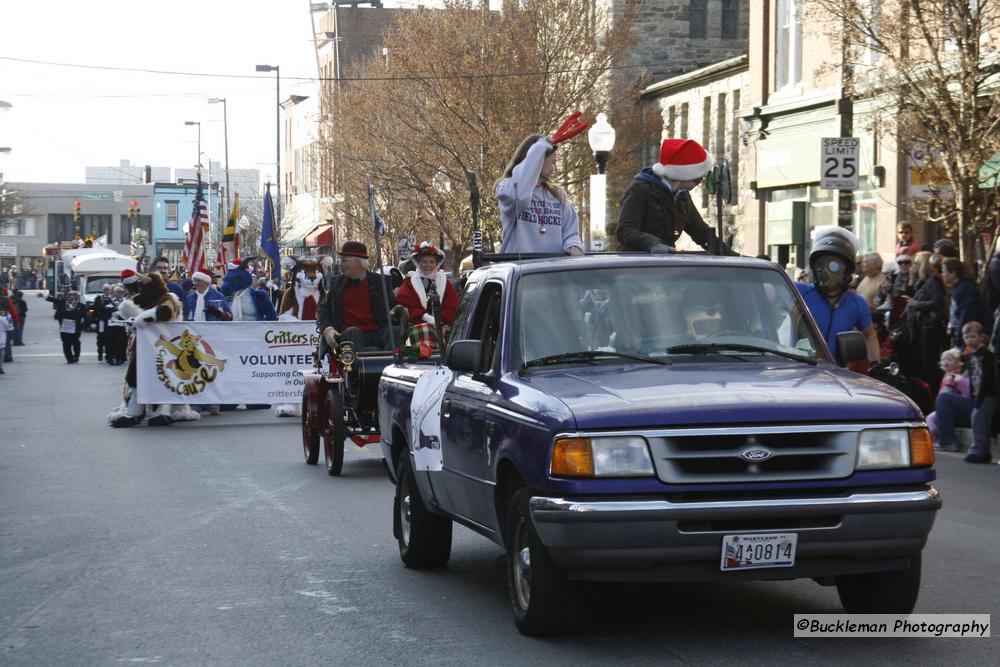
[
  {"left": 113, "top": 190, "right": 123, "bottom": 202},
  {"left": 0, "top": 242, "right": 16, "bottom": 257},
  {"left": 820, "top": 137, "right": 860, "bottom": 189},
  {"left": 82, "top": 192, "right": 112, "bottom": 200}
]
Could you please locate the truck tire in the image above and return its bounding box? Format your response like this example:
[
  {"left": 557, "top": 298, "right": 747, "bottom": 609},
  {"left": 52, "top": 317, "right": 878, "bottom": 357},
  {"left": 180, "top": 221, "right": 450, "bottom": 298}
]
[
  {"left": 505, "top": 488, "right": 580, "bottom": 636},
  {"left": 324, "top": 390, "right": 346, "bottom": 476},
  {"left": 301, "top": 393, "right": 320, "bottom": 465},
  {"left": 835, "top": 554, "right": 921, "bottom": 614},
  {"left": 394, "top": 454, "right": 452, "bottom": 568}
]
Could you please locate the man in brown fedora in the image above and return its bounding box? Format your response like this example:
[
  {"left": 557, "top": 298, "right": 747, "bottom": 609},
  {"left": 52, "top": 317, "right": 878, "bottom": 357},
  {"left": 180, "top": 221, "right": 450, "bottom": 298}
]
[{"left": 318, "top": 241, "right": 396, "bottom": 351}]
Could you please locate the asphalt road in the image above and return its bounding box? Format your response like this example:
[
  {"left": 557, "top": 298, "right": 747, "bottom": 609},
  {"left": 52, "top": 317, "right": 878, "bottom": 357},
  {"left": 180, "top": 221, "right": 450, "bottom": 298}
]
[{"left": 2, "top": 297, "right": 998, "bottom": 665}]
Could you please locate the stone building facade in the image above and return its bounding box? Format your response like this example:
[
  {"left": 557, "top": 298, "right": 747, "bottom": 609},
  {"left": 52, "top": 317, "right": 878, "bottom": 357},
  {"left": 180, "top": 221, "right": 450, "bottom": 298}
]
[{"left": 637, "top": 55, "right": 749, "bottom": 252}]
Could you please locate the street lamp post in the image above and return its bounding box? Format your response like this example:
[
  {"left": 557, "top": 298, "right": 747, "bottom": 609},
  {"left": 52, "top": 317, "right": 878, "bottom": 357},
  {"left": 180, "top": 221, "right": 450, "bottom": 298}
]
[
  {"left": 184, "top": 120, "right": 202, "bottom": 172},
  {"left": 1, "top": 100, "right": 12, "bottom": 157},
  {"left": 587, "top": 113, "right": 616, "bottom": 251},
  {"left": 255, "top": 64, "right": 281, "bottom": 225},
  {"left": 208, "top": 98, "right": 231, "bottom": 214}
]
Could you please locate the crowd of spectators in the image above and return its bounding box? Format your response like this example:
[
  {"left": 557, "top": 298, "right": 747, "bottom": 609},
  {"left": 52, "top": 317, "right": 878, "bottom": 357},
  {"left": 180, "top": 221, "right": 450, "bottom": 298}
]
[{"left": 798, "top": 223, "right": 997, "bottom": 463}]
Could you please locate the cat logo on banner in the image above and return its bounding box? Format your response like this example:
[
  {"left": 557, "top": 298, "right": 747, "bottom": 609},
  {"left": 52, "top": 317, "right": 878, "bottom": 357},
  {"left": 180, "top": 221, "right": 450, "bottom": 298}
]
[{"left": 154, "top": 329, "right": 228, "bottom": 397}]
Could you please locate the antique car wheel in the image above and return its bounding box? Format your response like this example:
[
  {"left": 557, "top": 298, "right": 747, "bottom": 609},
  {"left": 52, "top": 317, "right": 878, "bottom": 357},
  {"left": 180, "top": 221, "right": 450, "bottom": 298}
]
[
  {"left": 836, "top": 554, "right": 921, "bottom": 613},
  {"left": 323, "top": 388, "right": 346, "bottom": 476},
  {"left": 505, "top": 488, "right": 580, "bottom": 636},
  {"left": 301, "top": 392, "right": 320, "bottom": 465},
  {"left": 393, "top": 454, "right": 451, "bottom": 568}
]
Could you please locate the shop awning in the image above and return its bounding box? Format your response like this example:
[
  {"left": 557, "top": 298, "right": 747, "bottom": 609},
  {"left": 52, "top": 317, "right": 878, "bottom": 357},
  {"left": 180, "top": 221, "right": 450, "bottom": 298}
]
[
  {"left": 305, "top": 225, "right": 332, "bottom": 248},
  {"left": 278, "top": 214, "right": 319, "bottom": 248}
]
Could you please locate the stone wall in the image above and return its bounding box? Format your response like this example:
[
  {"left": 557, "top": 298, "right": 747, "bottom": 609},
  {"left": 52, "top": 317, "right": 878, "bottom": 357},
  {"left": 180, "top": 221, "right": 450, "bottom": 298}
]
[{"left": 612, "top": 0, "right": 750, "bottom": 82}]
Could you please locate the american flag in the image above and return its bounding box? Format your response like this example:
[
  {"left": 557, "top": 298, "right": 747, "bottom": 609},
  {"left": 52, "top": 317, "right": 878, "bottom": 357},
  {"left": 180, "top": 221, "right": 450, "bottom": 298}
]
[{"left": 182, "top": 178, "right": 210, "bottom": 275}]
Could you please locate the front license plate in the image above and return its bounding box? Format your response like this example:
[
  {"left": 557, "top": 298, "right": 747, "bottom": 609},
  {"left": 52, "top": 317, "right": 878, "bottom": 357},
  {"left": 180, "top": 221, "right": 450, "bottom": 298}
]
[{"left": 720, "top": 533, "right": 797, "bottom": 571}]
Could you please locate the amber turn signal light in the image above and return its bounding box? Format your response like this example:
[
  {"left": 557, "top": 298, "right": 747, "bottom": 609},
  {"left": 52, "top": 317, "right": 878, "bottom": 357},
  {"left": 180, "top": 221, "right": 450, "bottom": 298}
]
[
  {"left": 551, "top": 438, "right": 594, "bottom": 477},
  {"left": 909, "top": 427, "right": 934, "bottom": 467}
]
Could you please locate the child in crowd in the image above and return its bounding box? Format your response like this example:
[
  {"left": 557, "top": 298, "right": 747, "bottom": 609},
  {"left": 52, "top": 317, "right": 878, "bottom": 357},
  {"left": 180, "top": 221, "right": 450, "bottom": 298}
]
[
  {"left": 926, "top": 348, "right": 970, "bottom": 444},
  {"left": 933, "top": 322, "right": 995, "bottom": 463}
]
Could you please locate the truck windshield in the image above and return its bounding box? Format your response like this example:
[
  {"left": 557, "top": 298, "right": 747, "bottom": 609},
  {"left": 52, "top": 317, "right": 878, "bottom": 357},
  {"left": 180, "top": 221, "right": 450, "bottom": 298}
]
[
  {"left": 85, "top": 276, "right": 120, "bottom": 295},
  {"left": 512, "top": 266, "right": 828, "bottom": 369}
]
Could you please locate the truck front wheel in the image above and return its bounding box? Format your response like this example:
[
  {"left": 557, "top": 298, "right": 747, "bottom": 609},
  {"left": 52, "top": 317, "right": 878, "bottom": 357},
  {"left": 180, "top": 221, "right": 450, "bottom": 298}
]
[
  {"left": 505, "top": 488, "right": 580, "bottom": 636},
  {"left": 394, "top": 454, "right": 451, "bottom": 568},
  {"left": 835, "top": 554, "right": 921, "bottom": 614}
]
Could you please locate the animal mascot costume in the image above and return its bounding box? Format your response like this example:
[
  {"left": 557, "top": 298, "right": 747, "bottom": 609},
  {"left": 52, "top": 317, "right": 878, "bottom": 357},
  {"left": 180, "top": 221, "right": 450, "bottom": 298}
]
[
  {"left": 274, "top": 257, "right": 327, "bottom": 416},
  {"left": 278, "top": 257, "right": 326, "bottom": 321},
  {"left": 220, "top": 258, "right": 278, "bottom": 322},
  {"left": 395, "top": 242, "right": 459, "bottom": 356},
  {"left": 108, "top": 269, "right": 201, "bottom": 427}
]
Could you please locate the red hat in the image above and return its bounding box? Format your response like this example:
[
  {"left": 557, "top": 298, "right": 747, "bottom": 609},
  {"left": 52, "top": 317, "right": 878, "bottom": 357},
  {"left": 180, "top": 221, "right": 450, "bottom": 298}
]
[
  {"left": 120, "top": 269, "right": 140, "bottom": 285},
  {"left": 411, "top": 241, "right": 445, "bottom": 263},
  {"left": 652, "top": 138, "right": 714, "bottom": 181},
  {"left": 338, "top": 241, "right": 369, "bottom": 259}
]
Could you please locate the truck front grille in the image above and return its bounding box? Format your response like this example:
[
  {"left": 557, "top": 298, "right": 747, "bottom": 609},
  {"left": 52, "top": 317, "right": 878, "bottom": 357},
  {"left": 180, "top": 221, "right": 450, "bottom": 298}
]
[{"left": 649, "top": 427, "right": 859, "bottom": 484}]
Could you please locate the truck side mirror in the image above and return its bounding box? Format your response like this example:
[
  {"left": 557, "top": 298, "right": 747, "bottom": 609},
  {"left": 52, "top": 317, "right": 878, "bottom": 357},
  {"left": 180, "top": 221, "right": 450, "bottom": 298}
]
[
  {"left": 447, "top": 339, "right": 483, "bottom": 373},
  {"left": 836, "top": 331, "right": 867, "bottom": 364}
]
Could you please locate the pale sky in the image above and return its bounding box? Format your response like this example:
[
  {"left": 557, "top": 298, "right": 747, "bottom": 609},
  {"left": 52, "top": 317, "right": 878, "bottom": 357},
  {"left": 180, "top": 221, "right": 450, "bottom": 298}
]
[{"left": 0, "top": 0, "right": 333, "bottom": 185}]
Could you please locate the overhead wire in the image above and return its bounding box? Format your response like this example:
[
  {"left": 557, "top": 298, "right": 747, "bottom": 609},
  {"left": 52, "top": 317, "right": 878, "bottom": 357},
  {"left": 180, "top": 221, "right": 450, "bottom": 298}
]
[{"left": 0, "top": 54, "right": 654, "bottom": 83}]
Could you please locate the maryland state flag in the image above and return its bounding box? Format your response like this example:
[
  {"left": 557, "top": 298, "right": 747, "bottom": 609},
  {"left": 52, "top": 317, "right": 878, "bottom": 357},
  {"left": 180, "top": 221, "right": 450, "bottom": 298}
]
[{"left": 216, "top": 193, "right": 240, "bottom": 269}]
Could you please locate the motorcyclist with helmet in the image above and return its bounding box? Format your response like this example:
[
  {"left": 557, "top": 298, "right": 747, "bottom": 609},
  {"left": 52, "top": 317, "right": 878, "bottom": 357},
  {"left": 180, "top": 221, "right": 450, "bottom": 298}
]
[{"left": 797, "top": 226, "right": 880, "bottom": 366}]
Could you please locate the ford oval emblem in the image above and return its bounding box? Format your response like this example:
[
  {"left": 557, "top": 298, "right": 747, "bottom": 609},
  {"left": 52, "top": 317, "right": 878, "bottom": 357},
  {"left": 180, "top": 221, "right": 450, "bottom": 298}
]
[{"left": 741, "top": 448, "right": 773, "bottom": 462}]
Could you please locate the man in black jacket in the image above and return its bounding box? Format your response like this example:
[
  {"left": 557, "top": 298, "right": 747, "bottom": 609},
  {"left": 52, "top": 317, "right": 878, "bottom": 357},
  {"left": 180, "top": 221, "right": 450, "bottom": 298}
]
[
  {"left": 318, "top": 241, "right": 395, "bottom": 351},
  {"left": 93, "top": 283, "right": 116, "bottom": 361},
  {"left": 616, "top": 138, "right": 734, "bottom": 255}
]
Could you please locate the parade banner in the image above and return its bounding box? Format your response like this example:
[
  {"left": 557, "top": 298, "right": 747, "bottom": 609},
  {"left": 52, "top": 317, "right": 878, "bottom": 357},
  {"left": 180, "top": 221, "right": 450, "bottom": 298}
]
[{"left": 136, "top": 321, "right": 318, "bottom": 404}]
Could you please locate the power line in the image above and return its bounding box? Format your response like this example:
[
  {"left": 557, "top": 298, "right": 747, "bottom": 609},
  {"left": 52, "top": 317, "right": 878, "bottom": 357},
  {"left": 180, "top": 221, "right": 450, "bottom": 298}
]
[{"left": 0, "top": 54, "right": 652, "bottom": 83}]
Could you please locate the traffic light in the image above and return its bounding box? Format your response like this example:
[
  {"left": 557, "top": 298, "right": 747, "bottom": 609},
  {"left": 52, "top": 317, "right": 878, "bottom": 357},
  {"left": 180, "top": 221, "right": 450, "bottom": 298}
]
[
  {"left": 128, "top": 201, "right": 140, "bottom": 219},
  {"left": 73, "top": 200, "right": 81, "bottom": 223}
]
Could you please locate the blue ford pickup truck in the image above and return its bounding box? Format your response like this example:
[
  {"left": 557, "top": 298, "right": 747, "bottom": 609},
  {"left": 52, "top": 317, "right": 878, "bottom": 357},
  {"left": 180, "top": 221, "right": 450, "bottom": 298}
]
[{"left": 378, "top": 253, "right": 941, "bottom": 636}]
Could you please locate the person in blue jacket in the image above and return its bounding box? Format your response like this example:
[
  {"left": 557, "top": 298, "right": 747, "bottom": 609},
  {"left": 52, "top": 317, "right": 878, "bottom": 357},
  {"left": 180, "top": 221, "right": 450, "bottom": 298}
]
[
  {"left": 183, "top": 271, "right": 231, "bottom": 321},
  {"left": 942, "top": 257, "right": 993, "bottom": 349},
  {"left": 796, "top": 226, "right": 880, "bottom": 366}
]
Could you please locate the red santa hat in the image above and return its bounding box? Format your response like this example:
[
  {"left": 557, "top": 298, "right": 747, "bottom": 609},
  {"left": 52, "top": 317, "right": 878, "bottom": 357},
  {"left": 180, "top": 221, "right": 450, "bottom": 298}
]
[
  {"left": 120, "top": 269, "right": 141, "bottom": 286},
  {"left": 651, "top": 138, "right": 714, "bottom": 181},
  {"left": 411, "top": 242, "right": 445, "bottom": 263}
]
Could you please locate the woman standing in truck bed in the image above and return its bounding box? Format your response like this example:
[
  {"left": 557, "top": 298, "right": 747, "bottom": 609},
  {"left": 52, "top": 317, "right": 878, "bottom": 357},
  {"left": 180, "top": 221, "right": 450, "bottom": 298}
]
[{"left": 495, "top": 114, "right": 589, "bottom": 257}]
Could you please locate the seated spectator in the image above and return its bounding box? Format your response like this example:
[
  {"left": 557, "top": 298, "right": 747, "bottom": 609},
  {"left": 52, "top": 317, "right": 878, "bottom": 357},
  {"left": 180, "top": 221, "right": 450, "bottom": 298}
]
[
  {"left": 933, "top": 322, "right": 995, "bottom": 463},
  {"left": 926, "top": 348, "right": 970, "bottom": 444}
]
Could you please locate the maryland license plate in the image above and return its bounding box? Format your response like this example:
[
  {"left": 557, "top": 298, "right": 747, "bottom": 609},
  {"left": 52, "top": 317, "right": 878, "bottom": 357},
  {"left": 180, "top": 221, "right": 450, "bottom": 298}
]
[{"left": 720, "top": 533, "right": 797, "bottom": 571}]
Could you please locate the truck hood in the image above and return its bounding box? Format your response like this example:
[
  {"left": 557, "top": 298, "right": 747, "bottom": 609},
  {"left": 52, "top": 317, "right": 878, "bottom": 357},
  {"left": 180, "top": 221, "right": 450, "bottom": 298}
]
[{"left": 519, "top": 361, "right": 919, "bottom": 429}]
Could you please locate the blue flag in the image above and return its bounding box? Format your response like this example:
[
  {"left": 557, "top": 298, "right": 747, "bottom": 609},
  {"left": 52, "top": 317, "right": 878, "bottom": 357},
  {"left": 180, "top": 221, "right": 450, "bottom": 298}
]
[{"left": 260, "top": 189, "right": 281, "bottom": 280}]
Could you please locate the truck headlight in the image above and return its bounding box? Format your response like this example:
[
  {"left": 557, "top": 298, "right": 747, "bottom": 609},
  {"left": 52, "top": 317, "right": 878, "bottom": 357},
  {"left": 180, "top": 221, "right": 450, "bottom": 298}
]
[
  {"left": 857, "top": 429, "right": 908, "bottom": 469},
  {"left": 551, "top": 436, "right": 655, "bottom": 478}
]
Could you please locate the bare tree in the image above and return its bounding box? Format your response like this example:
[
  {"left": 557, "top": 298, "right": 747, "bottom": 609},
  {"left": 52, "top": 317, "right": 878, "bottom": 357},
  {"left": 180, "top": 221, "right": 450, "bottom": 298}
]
[
  {"left": 319, "top": 0, "right": 641, "bottom": 267},
  {"left": 803, "top": 0, "right": 1000, "bottom": 263}
]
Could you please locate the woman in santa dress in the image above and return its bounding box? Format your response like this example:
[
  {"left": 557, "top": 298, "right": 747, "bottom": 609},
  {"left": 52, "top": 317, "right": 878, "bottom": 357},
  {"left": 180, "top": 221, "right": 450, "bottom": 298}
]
[{"left": 395, "top": 242, "right": 459, "bottom": 342}]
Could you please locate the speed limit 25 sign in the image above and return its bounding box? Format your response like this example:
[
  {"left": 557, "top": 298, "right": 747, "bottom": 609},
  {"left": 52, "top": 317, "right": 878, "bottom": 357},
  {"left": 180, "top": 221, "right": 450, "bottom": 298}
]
[{"left": 820, "top": 137, "right": 860, "bottom": 189}]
